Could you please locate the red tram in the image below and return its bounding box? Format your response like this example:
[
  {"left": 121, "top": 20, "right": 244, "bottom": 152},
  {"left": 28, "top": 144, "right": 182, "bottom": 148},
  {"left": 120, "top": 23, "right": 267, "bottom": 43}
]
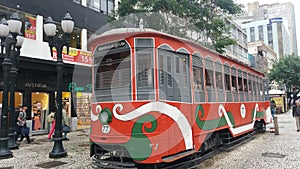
[{"left": 89, "top": 28, "right": 272, "bottom": 168}]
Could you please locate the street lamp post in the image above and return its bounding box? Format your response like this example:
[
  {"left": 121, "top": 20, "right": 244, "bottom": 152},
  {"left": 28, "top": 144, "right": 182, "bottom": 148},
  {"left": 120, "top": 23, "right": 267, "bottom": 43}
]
[
  {"left": 44, "top": 13, "right": 74, "bottom": 158},
  {"left": 0, "top": 13, "right": 22, "bottom": 159},
  {"left": 8, "top": 33, "right": 24, "bottom": 149}
]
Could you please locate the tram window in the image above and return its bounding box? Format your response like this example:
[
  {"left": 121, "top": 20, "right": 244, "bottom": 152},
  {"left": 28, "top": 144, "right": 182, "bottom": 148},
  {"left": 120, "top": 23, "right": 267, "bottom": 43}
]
[
  {"left": 225, "top": 74, "right": 231, "bottom": 90},
  {"left": 248, "top": 79, "right": 252, "bottom": 94},
  {"left": 193, "top": 67, "right": 203, "bottom": 91},
  {"left": 96, "top": 49, "right": 131, "bottom": 101},
  {"left": 176, "top": 57, "right": 180, "bottom": 73},
  {"left": 238, "top": 77, "right": 243, "bottom": 92},
  {"left": 243, "top": 79, "right": 248, "bottom": 92},
  {"left": 136, "top": 49, "right": 154, "bottom": 100},
  {"left": 205, "top": 69, "right": 214, "bottom": 90},
  {"left": 231, "top": 76, "right": 237, "bottom": 92},
  {"left": 136, "top": 39, "right": 154, "bottom": 100},
  {"left": 216, "top": 72, "right": 223, "bottom": 90},
  {"left": 158, "top": 49, "right": 191, "bottom": 103}
]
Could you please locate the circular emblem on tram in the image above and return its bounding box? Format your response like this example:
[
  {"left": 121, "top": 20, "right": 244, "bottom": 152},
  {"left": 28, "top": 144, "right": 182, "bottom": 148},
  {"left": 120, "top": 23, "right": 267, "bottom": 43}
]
[{"left": 240, "top": 104, "right": 246, "bottom": 118}]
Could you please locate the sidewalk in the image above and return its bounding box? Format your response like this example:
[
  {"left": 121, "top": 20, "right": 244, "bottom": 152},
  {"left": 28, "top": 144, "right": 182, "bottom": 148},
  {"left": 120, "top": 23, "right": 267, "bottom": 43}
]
[
  {"left": 0, "top": 129, "right": 91, "bottom": 169},
  {"left": 199, "top": 109, "right": 300, "bottom": 169}
]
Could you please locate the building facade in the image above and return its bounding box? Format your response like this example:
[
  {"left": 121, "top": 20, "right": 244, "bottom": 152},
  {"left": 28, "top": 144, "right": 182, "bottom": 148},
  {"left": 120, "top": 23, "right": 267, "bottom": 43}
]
[
  {"left": 0, "top": 0, "right": 114, "bottom": 134},
  {"left": 238, "top": 18, "right": 291, "bottom": 61},
  {"left": 234, "top": 2, "right": 297, "bottom": 58}
]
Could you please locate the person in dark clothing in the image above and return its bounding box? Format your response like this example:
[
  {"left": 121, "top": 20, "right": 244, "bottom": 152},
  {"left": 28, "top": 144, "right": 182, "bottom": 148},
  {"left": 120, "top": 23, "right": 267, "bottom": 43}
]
[
  {"left": 16, "top": 105, "right": 33, "bottom": 143},
  {"left": 270, "top": 100, "right": 276, "bottom": 117},
  {"left": 292, "top": 100, "right": 300, "bottom": 132}
]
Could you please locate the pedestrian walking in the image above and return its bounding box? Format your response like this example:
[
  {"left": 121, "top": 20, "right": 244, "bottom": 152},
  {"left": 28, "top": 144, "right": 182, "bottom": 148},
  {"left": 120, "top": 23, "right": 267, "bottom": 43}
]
[
  {"left": 62, "top": 103, "right": 70, "bottom": 140},
  {"left": 16, "top": 105, "right": 33, "bottom": 143},
  {"left": 292, "top": 100, "right": 300, "bottom": 132},
  {"left": 270, "top": 100, "right": 276, "bottom": 117},
  {"left": 47, "top": 111, "right": 55, "bottom": 141}
]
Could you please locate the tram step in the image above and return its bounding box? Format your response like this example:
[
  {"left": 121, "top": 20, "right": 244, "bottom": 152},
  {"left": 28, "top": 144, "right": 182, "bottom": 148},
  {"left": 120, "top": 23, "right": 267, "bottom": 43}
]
[
  {"left": 219, "top": 132, "right": 255, "bottom": 151},
  {"left": 162, "top": 150, "right": 196, "bottom": 163}
]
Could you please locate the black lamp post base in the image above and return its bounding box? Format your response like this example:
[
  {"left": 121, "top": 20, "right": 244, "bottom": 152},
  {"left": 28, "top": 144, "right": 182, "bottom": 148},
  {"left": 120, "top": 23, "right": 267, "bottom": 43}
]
[
  {"left": 49, "top": 137, "right": 67, "bottom": 158},
  {"left": 0, "top": 151, "right": 13, "bottom": 159},
  {"left": 8, "top": 132, "right": 19, "bottom": 150},
  {"left": 49, "top": 150, "right": 67, "bottom": 158},
  {"left": 0, "top": 133, "right": 13, "bottom": 159}
]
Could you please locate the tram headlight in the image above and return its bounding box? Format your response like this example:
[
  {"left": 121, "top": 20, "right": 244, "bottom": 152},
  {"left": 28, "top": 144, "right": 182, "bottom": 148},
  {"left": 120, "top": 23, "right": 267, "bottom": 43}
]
[{"left": 99, "top": 108, "right": 112, "bottom": 124}]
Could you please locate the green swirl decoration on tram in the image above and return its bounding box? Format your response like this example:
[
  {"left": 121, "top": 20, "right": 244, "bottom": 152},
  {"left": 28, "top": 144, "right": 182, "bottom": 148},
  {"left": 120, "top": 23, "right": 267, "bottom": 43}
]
[
  {"left": 252, "top": 108, "right": 265, "bottom": 119},
  {"left": 195, "top": 105, "right": 235, "bottom": 130},
  {"left": 124, "top": 114, "right": 157, "bottom": 161}
]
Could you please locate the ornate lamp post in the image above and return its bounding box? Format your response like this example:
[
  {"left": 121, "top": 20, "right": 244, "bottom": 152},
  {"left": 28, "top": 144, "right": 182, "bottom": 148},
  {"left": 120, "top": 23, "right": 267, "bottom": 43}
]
[
  {"left": 44, "top": 13, "right": 74, "bottom": 158},
  {"left": 0, "top": 13, "right": 22, "bottom": 159},
  {"left": 8, "top": 33, "right": 24, "bottom": 149}
]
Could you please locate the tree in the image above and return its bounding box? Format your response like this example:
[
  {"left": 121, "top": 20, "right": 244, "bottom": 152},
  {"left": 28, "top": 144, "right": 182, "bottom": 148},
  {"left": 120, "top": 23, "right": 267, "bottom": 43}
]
[
  {"left": 115, "top": 0, "right": 242, "bottom": 53},
  {"left": 268, "top": 55, "right": 300, "bottom": 106}
]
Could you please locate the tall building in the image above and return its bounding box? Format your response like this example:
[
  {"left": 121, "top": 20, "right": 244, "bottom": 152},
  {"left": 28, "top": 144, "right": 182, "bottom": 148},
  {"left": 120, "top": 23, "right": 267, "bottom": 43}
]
[
  {"left": 234, "top": 2, "right": 298, "bottom": 57},
  {"left": 225, "top": 18, "right": 249, "bottom": 65},
  {"left": 0, "top": 0, "right": 114, "bottom": 134},
  {"left": 240, "top": 18, "right": 291, "bottom": 60}
]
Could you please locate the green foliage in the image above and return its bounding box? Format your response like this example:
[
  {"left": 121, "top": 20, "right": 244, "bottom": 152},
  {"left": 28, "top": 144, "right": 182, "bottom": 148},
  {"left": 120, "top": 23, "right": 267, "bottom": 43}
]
[
  {"left": 115, "top": 0, "right": 242, "bottom": 53},
  {"left": 268, "top": 55, "right": 300, "bottom": 89}
]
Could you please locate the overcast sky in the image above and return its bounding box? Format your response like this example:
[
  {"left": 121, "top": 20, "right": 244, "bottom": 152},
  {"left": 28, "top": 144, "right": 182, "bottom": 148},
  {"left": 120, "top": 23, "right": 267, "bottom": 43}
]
[{"left": 235, "top": 0, "right": 300, "bottom": 54}]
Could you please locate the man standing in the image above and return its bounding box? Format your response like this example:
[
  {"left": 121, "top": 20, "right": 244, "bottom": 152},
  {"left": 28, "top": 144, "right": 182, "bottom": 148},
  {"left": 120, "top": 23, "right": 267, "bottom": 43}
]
[
  {"left": 16, "top": 105, "right": 32, "bottom": 143},
  {"left": 270, "top": 100, "right": 276, "bottom": 117}
]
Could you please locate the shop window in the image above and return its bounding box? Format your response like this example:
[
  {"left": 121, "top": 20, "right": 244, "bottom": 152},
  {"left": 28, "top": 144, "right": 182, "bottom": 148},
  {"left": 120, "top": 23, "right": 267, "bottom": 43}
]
[
  {"left": 0, "top": 91, "right": 23, "bottom": 108},
  {"left": 31, "top": 92, "right": 49, "bottom": 131}
]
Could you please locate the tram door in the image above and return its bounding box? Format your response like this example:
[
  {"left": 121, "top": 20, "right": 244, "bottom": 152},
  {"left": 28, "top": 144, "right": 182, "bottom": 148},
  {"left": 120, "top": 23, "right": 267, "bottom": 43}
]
[{"left": 158, "top": 49, "right": 191, "bottom": 102}]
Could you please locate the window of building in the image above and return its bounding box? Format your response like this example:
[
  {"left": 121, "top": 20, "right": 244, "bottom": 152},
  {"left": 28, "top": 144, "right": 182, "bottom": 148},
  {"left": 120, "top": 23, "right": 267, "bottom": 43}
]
[
  {"left": 250, "top": 27, "right": 255, "bottom": 42},
  {"left": 87, "top": 0, "right": 100, "bottom": 12},
  {"left": 73, "top": 0, "right": 81, "bottom": 4},
  {"left": 108, "top": 0, "right": 114, "bottom": 16},
  {"left": 258, "top": 25, "right": 264, "bottom": 41},
  {"left": 101, "top": 0, "right": 107, "bottom": 13}
]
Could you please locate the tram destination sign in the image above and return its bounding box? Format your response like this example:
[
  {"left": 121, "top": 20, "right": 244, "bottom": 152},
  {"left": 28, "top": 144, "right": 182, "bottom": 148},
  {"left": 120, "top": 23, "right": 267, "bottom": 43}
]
[{"left": 97, "top": 40, "right": 126, "bottom": 52}]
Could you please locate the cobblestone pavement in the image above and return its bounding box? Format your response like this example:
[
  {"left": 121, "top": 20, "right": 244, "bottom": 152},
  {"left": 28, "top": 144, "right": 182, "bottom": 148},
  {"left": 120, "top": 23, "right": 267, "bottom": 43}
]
[
  {"left": 198, "top": 110, "right": 300, "bottom": 169},
  {"left": 0, "top": 129, "right": 91, "bottom": 169},
  {"left": 1, "top": 111, "right": 299, "bottom": 169}
]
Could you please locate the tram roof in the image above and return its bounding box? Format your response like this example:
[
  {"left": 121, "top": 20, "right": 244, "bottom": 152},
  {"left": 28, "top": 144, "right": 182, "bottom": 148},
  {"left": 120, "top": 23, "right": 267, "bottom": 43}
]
[{"left": 89, "top": 28, "right": 265, "bottom": 76}]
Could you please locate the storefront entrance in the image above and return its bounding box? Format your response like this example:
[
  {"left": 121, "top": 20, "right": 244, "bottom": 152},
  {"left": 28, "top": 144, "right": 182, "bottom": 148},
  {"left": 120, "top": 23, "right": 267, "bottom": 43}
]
[{"left": 31, "top": 92, "right": 49, "bottom": 133}]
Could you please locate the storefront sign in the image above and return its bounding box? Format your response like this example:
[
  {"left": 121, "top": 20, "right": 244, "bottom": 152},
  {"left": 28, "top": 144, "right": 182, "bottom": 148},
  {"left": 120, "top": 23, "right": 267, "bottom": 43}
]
[
  {"left": 68, "top": 82, "right": 92, "bottom": 92},
  {"left": 25, "top": 13, "right": 36, "bottom": 40},
  {"left": 52, "top": 47, "right": 92, "bottom": 65},
  {"left": 25, "top": 82, "right": 47, "bottom": 89}
]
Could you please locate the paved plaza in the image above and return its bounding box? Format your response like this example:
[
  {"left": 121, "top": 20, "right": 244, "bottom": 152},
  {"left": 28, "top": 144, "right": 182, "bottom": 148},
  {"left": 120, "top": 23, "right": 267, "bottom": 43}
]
[
  {"left": 0, "top": 129, "right": 91, "bottom": 169},
  {"left": 199, "top": 109, "right": 300, "bottom": 169},
  {"left": 1, "top": 110, "right": 300, "bottom": 169}
]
